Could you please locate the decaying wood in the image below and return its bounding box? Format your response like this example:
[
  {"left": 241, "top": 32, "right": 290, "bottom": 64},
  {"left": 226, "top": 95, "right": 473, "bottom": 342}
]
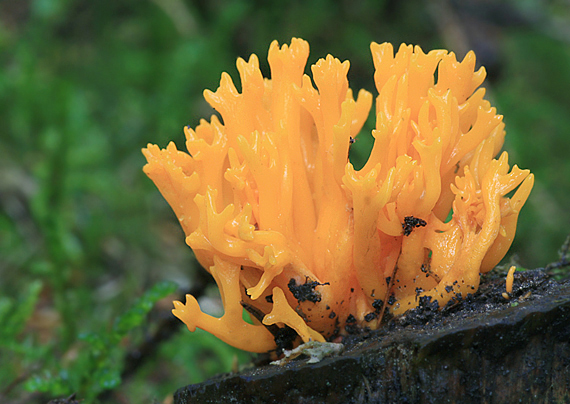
[{"left": 174, "top": 268, "right": 570, "bottom": 404}]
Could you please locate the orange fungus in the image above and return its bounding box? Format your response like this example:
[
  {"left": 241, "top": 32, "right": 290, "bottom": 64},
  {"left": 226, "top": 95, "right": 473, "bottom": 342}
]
[{"left": 142, "top": 38, "right": 534, "bottom": 352}]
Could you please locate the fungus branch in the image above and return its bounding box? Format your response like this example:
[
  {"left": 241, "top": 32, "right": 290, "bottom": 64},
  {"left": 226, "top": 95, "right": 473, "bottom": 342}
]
[{"left": 143, "top": 38, "right": 533, "bottom": 352}]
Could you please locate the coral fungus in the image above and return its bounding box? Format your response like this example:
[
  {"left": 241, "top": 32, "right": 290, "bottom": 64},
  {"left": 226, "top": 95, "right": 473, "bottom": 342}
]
[{"left": 143, "top": 38, "right": 534, "bottom": 353}]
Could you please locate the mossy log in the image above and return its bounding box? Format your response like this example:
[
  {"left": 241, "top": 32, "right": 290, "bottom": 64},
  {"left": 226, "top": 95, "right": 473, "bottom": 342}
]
[{"left": 174, "top": 269, "right": 570, "bottom": 403}]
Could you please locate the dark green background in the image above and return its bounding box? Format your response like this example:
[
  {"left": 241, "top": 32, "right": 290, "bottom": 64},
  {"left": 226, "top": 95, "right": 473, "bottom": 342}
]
[{"left": 1, "top": 0, "right": 569, "bottom": 402}]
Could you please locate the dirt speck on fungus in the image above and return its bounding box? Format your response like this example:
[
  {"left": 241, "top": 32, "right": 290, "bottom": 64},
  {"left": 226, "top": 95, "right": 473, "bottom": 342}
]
[
  {"left": 288, "top": 277, "right": 330, "bottom": 303},
  {"left": 402, "top": 216, "right": 427, "bottom": 236}
]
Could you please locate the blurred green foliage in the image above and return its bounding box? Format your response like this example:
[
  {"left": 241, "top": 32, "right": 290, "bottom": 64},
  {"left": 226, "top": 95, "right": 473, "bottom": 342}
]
[
  {"left": 1, "top": 0, "right": 569, "bottom": 402},
  {"left": 23, "top": 281, "right": 177, "bottom": 400}
]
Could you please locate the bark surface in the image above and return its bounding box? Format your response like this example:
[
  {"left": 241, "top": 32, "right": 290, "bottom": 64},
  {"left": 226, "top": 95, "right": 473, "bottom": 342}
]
[{"left": 174, "top": 269, "right": 570, "bottom": 404}]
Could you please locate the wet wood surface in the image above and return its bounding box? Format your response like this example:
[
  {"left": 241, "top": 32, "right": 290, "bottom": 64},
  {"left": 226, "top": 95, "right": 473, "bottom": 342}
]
[{"left": 174, "top": 269, "right": 570, "bottom": 403}]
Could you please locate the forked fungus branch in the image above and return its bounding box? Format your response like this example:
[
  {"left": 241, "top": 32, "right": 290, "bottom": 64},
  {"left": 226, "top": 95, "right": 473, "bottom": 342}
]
[{"left": 143, "top": 38, "right": 534, "bottom": 352}]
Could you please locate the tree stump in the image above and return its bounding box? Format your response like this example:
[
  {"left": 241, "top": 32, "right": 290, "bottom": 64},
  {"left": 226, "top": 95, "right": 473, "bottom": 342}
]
[{"left": 174, "top": 269, "right": 570, "bottom": 403}]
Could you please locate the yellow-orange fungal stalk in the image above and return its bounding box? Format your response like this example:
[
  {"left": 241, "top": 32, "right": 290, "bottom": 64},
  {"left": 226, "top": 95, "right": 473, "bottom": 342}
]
[
  {"left": 143, "top": 38, "right": 534, "bottom": 352},
  {"left": 502, "top": 265, "right": 517, "bottom": 299}
]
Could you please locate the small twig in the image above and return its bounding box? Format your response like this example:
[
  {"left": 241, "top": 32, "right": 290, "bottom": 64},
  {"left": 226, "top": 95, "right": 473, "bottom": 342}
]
[
  {"left": 97, "top": 268, "right": 214, "bottom": 401},
  {"left": 121, "top": 268, "right": 213, "bottom": 379},
  {"left": 0, "top": 370, "right": 33, "bottom": 401}
]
